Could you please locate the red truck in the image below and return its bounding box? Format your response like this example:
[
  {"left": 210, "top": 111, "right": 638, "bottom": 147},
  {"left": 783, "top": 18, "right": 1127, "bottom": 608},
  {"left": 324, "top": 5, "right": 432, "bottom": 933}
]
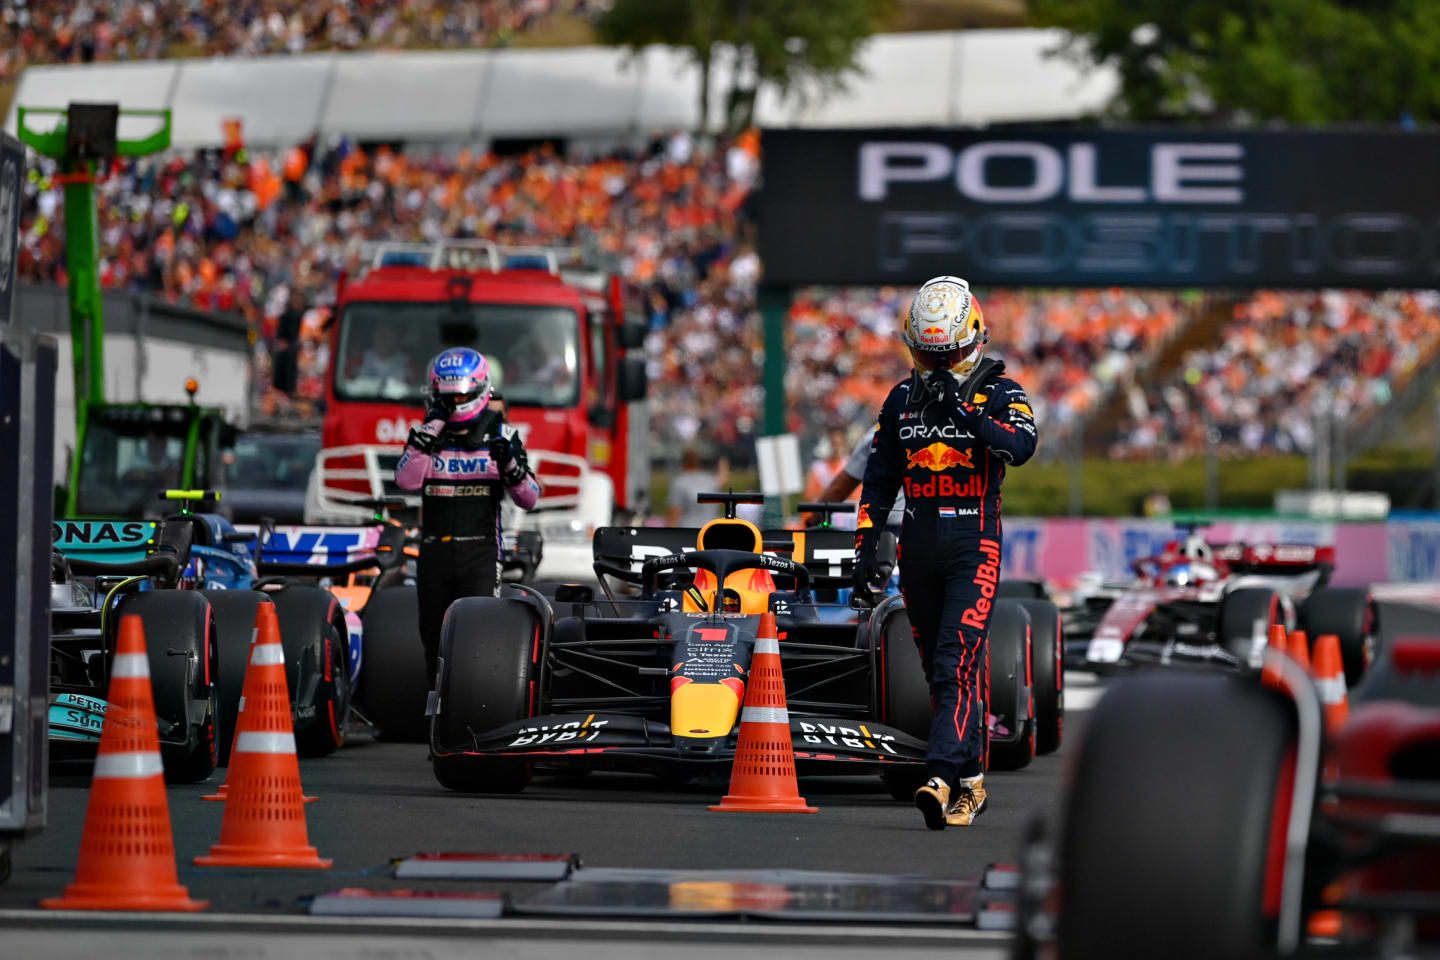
[{"left": 306, "top": 241, "right": 650, "bottom": 575}]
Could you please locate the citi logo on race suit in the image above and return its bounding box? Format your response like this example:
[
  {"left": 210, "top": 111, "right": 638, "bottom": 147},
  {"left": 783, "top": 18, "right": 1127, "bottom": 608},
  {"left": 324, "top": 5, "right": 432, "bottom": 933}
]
[{"left": 906, "top": 443, "right": 973, "bottom": 472}]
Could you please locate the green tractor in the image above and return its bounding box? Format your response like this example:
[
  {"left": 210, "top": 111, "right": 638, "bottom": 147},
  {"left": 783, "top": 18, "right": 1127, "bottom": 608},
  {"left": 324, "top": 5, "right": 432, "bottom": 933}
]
[{"left": 65, "top": 391, "right": 237, "bottom": 519}]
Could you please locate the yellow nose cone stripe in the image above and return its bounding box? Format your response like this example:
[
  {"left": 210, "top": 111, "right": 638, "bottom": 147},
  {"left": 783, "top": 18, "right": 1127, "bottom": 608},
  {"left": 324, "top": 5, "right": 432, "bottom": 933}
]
[{"left": 671, "top": 682, "right": 743, "bottom": 739}]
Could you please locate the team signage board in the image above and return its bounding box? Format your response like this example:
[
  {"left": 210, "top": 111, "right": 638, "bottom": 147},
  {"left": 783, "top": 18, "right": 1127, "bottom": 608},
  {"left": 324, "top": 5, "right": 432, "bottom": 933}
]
[{"left": 759, "top": 128, "right": 1440, "bottom": 288}]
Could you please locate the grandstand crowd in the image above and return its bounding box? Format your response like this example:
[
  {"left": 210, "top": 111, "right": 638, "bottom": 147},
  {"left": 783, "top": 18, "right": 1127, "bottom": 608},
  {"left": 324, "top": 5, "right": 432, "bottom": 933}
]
[
  {"left": 1, "top": 1, "right": 607, "bottom": 79},
  {"left": 15, "top": 130, "right": 1440, "bottom": 465}
]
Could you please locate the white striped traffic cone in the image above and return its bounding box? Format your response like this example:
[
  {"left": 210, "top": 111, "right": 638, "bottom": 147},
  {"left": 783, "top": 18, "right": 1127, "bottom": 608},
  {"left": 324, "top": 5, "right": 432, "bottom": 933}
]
[
  {"left": 42, "top": 615, "right": 207, "bottom": 910},
  {"left": 194, "top": 602, "right": 331, "bottom": 868}
]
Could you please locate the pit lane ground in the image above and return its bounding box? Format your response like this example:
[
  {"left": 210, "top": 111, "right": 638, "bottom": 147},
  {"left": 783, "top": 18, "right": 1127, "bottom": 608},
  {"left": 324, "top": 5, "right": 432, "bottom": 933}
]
[{"left": 0, "top": 675, "right": 1107, "bottom": 958}]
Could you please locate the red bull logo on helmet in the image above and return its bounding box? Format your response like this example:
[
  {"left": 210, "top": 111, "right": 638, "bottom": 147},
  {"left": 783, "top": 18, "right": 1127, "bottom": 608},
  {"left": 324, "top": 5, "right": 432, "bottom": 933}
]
[
  {"left": 919, "top": 324, "right": 949, "bottom": 344},
  {"left": 905, "top": 443, "right": 974, "bottom": 472}
]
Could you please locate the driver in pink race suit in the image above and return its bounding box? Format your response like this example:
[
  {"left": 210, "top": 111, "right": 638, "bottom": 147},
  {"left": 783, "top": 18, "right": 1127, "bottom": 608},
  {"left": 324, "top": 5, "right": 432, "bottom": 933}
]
[{"left": 395, "top": 347, "right": 540, "bottom": 681}]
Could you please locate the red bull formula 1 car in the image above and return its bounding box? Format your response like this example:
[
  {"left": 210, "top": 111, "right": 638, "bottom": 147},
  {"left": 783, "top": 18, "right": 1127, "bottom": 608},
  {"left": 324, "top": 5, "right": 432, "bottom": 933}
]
[{"left": 426, "top": 493, "right": 1063, "bottom": 794}]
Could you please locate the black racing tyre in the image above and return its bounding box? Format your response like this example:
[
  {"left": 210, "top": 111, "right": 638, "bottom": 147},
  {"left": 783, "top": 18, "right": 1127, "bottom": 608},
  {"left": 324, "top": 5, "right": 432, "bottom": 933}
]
[
  {"left": 1017, "top": 598, "right": 1063, "bottom": 755},
  {"left": 877, "top": 606, "right": 932, "bottom": 741},
  {"left": 271, "top": 587, "right": 351, "bottom": 757},
  {"left": 987, "top": 600, "right": 1035, "bottom": 772},
  {"left": 997, "top": 580, "right": 1049, "bottom": 601},
  {"left": 1301, "top": 587, "right": 1374, "bottom": 687},
  {"left": 355, "top": 585, "right": 431, "bottom": 742},
  {"left": 117, "top": 590, "right": 218, "bottom": 784},
  {"left": 202, "top": 590, "right": 270, "bottom": 766},
  {"left": 1218, "top": 587, "right": 1283, "bottom": 662},
  {"left": 874, "top": 604, "right": 932, "bottom": 801},
  {"left": 432, "top": 596, "right": 540, "bottom": 793},
  {"left": 1058, "top": 672, "right": 1299, "bottom": 960}
]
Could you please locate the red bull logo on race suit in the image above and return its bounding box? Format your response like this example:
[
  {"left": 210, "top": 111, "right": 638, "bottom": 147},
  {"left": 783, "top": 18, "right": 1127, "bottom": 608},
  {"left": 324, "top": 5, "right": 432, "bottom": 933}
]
[
  {"left": 961, "top": 539, "right": 1002, "bottom": 629},
  {"left": 905, "top": 443, "right": 974, "bottom": 472}
]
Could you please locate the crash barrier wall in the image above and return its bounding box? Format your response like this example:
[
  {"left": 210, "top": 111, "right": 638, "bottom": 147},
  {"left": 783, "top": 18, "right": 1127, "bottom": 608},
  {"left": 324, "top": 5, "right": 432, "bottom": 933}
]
[
  {"left": 0, "top": 330, "right": 57, "bottom": 839},
  {"left": 1002, "top": 517, "right": 1440, "bottom": 588},
  {"left": 2, "top": 30, "right": 1117, "bottom": 149},
  {"left": 10, "top": 284, "right": 249, "bottom": 467}
]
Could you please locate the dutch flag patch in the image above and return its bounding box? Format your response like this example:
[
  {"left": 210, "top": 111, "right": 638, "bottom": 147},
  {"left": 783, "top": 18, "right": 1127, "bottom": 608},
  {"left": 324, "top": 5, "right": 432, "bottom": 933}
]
[{"left": 938, "top": 507, "right": 957, "bottom": 518}]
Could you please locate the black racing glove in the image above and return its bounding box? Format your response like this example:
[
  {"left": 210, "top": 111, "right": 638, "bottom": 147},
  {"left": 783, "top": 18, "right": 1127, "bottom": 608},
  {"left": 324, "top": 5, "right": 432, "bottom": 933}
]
[
  {"left": 851, "top": 548, "right": 880, "bottom": 608},
  {"left": 489, "top": 434, "right": 530, "bottom": 488},
  {"left": 424, "top": 401, "right": 449, "bottom": 424},
  {"left": 407, "top": 426, "right": 442, "bottom": 455}
]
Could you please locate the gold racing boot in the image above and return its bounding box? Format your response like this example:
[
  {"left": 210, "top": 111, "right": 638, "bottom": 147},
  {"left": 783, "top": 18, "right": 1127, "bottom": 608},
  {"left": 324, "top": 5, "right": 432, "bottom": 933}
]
[
  {"left": 945, "top": 775, "right": 988, "bottom": 826},
  {"left": 914, "top": 777, "right": 951, "bottom": 831}
]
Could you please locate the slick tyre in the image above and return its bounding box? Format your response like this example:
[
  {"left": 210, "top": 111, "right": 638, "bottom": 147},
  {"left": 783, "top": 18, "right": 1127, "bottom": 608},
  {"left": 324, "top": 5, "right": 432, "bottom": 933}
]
[
  {"left": 117, "top": 591, "right": 218, "bottom": 784},
  {"left": 1301, "top": 587, "right": 1374, "bottom": 687},
  {"left": 1016, "top": 599, "right": 1063, "bottom": 755},
  {"left": 271, "top": 587, "right": 352, "bottom": 757},
  {"left": 987, "top": 600, "right": 1035, "bottom": 772},
  {"left": 874, "top": 604, "right": 932, "bottom": 801},
  {"left": 202, "top": 590, "right": 270, "bottom": 766},
  {"left": 355, "top": 586, "right": 431, "bottom": 742},
  {"left": 996, "top": 580, "right": 1048, "bottom": 601},
  {"left": 1218, "top": 587, "right": 1284, "bottom": 662},
  {"left": 432, "top": 596, "right": 541, "bottom": 794},
  {"left": 1058, "top": 672, "right": 1298, "bottom": 960}
]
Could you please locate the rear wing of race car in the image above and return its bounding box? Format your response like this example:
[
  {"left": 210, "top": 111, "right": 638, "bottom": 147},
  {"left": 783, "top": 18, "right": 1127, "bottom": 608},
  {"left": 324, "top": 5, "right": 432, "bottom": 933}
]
[
  {"left": 1212, "top": 543, "right": 1335, "bottom": 582},
  {"left": 591, "top": 527, "right": 855, "bottom": 589}
]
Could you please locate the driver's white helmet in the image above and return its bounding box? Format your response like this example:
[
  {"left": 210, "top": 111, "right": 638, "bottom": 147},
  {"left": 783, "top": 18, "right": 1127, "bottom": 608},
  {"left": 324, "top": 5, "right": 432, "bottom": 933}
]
[
  {"left": 901, "top": 275, "right": 989, "bottom": 378},
  {"left": 1180, "top": 533, "right": 1214, "bottom": 564}
]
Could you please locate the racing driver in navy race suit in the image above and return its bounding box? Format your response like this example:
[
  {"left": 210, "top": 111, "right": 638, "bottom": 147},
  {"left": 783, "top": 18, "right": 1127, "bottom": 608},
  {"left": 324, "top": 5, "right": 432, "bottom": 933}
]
[
  {"left": 396, "top": 347, "right": 541, "bottom": 682},
  {"left": 852, "top": 276, "right": 1037, "bottom": 830}
]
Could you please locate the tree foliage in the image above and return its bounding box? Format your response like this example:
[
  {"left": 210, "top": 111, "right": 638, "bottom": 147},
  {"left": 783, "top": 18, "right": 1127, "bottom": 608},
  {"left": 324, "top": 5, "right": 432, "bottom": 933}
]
[
  {"left": 597, "top": 0, "right": 892, "bottom": 132},
  {"left": 1031, "top": 0, "right": 1440, "bottom": 124}
]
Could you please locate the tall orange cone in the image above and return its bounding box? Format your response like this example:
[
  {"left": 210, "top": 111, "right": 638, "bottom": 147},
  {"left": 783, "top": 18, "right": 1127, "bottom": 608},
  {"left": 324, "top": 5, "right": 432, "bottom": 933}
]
[
  {"left": 1312, "top": 634, "right": 1350, "bottom": 734},
  {"left": 194, "top": 603, "right": 331, "bottom": 868},
  {"left": 1261, "top": 622, "right": 1289, "bottom": 689},
  {"left": 710, "top": 612, "right": 817, "bottom": 814},
  {"left": 1287, "top": 628, "right": 1312, "bottom": 674},
  {"left": 204, "top": 616, "right": 314, "bottom": 804},
  {"left": 42, "top": 616, "right": 207, "bottom": 911}
]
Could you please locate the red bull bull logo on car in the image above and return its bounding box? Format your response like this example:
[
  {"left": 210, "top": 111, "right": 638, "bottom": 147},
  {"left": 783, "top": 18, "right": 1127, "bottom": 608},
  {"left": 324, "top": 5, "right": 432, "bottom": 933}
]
[{"left": 905, "top": 443, "right": 974, "bottom": 472}]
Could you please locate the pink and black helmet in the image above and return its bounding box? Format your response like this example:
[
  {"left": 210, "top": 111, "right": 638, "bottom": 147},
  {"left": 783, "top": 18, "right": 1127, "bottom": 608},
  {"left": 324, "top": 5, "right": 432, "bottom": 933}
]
[{"left": 426, "top": 347, "right": 492, "bottom": 423}]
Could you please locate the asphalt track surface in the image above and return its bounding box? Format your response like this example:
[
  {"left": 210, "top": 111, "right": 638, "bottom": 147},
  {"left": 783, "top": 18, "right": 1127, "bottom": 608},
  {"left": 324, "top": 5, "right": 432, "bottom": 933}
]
[{"left": 0, "top": 674, "right": 1107, "bottom": 958}]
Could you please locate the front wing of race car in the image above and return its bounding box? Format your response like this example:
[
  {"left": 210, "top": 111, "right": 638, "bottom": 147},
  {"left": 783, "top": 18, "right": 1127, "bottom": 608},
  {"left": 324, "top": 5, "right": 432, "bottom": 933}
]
[{"left": 435, "top": 711, "right": 927, "bottom": 776}]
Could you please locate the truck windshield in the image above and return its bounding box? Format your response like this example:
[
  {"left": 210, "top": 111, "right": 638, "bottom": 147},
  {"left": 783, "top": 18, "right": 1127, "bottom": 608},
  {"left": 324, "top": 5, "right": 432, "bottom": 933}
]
[
  {"left": 335, "top": 302, "right": 581, "bottom": 407},
  {"left": 77, "top": 422, "right": 186, "bottom": 517}
]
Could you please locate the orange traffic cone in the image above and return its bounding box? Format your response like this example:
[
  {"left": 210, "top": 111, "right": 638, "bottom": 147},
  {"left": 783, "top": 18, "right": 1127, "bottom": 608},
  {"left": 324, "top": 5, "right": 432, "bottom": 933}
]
[
  {"left": 1312, "top": 634, "right": 1350, "bottom": 734},
  {"left": 710, "top": 613, "right": 817, "bottom": 814},
  {"left": 1261, "top": 622, "right": 1289, "bottom": 689},
  {"left": 194, "top": 603, "right": 331, "bottom": 868},
  {"left": 42, "top": 615, "right": 207, "bottom": 911},
  {"left": 205, "top": 618, "right": 314, "bottom": 804},
  {"left": 1287, "top": 629, "right": 1312, "bottom": 674}
]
